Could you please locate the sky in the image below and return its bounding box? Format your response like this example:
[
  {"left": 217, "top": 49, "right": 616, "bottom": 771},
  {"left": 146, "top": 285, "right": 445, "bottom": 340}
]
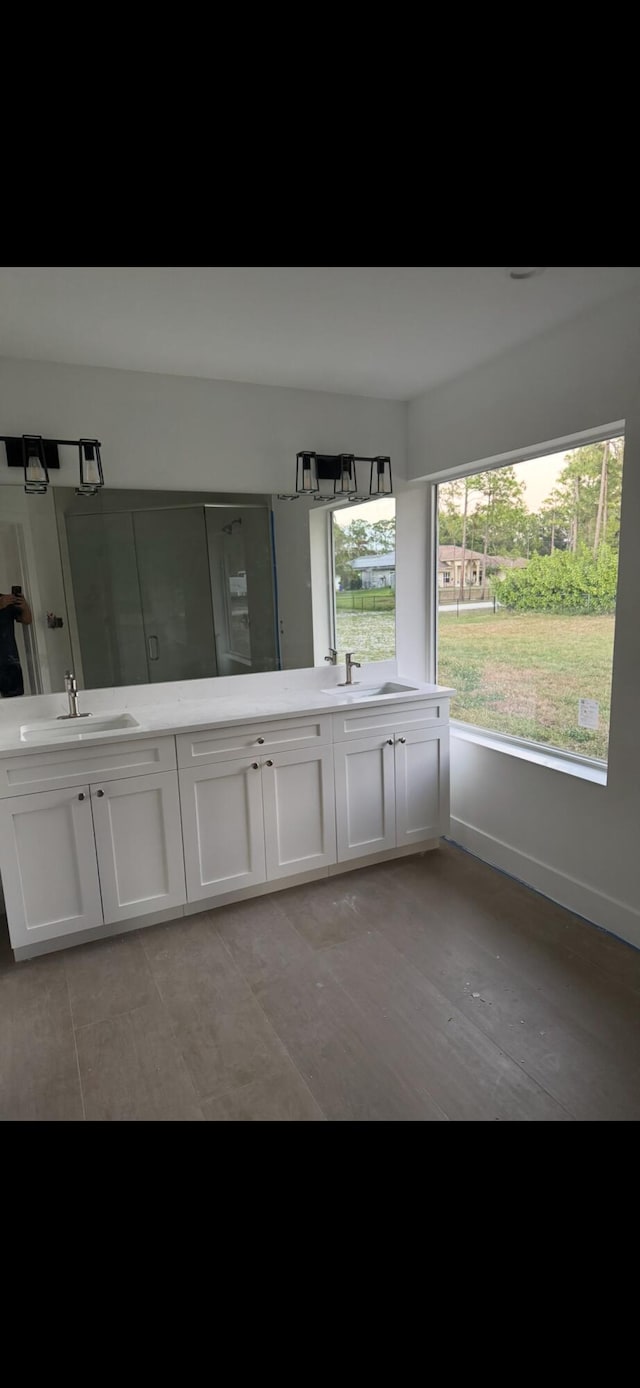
[
  {"left": 333, "top": 439, "right": 622, "bottom": 528},
  {"left": 442, "top": 441, "right": 622, "bottom": 514},
  {"left": 331, "top": 458, "right": 563, "bottom": 531},
  {"left": 509, "top": 451, "right": 568, "bottom": 512},
  {"left": 334, "top": 497, "right": 395, "bottom": 529}
]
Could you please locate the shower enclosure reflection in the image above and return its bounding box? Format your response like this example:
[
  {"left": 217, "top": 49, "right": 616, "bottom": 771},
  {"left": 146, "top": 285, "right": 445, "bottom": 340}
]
[
  {"left": 0, "top": 485, "right": 283, "bottom": 695},
  {"left": 61, "top": 493, "right": 279, "bottom": 688}
]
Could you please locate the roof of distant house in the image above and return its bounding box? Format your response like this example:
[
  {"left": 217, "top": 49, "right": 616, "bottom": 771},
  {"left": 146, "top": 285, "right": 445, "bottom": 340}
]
[
  {"left": 438, "top": 545, "right": 485, "bottom": 562},
  {"left": 350, "top": 551, "right": 396, "bottom": 569},
  {"left": 437, "top": 546, "right": 524, "bottom": 567}
]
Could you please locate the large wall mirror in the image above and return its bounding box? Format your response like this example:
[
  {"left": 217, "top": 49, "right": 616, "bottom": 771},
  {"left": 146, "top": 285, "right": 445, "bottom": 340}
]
[{"left": 0, "top": 484, "right": 396, "bottom": 698}]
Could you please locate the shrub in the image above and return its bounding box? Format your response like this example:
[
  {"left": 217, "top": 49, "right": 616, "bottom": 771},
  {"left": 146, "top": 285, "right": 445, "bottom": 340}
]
[{"left": 495, "top": 546, "right": 618, "bottom": 614}]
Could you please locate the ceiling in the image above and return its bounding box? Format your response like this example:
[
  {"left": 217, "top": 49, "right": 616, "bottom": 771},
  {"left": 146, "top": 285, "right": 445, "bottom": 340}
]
[{"left": 1, "top": 266, "right": 639, "bottom": 402}]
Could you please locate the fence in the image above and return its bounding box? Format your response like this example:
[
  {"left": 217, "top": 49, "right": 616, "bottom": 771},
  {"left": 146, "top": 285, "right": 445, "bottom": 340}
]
[
  {"left": 336, "top": 592, "right": 396, "bottom": 612},
  {"left": 438, "top": 585, "right": 493, "bottom": 603},
  {"left": 440, "top": 595, "right": 498, "bottom": 616}
]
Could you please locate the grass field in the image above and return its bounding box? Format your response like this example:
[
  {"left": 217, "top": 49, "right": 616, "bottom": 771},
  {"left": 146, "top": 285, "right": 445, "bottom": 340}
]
[
  {"left": 335, "top": 610, "right": 396, "bottom": 662},
  {"left": 438, "top": 611, "right": 615, "bottom": 759}
]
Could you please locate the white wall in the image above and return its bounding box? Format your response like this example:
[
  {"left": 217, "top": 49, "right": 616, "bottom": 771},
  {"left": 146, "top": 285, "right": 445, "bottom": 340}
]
[
  {"left": 408, "top": 289, "right": 640, "bottom": 947},
  {"left": 0, "top": 357, "right": 406, "bottom": 495}
]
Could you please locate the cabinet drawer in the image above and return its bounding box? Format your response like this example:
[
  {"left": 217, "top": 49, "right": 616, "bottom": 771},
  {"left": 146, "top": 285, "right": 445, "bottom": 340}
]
[
  {"left": 176, "top": 716, "right": 331, "bottom": 767},
  {"left": 0, "top": 736, "right": 176, "bottom": 799},
  {"left": 332, "top": 700, "right": 445, "bottom": 742}
]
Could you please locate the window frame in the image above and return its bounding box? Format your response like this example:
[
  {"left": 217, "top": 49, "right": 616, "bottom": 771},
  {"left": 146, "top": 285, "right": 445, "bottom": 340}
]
[
  {"left": 328, "top": 505, "right": 339, "bottom": 652},
  {"left": 429, "top": 421, "right": 625, "bottom": 779}
]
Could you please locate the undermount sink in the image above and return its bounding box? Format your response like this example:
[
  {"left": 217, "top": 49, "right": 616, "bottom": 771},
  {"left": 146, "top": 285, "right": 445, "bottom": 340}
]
[
  {"left": 20, "top": 712, "right": 140, "bottom": 743},
  {"left": 321, "top": 681, "right": 419, "bottom": 701}
]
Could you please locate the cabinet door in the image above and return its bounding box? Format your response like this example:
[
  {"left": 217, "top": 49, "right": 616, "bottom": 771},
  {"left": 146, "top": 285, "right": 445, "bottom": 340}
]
[
  {"left": 179, "top": 760, "right": 266, "bottom": 902},
  {"left": 262, "top": 746, "right": 336, "bottom": 881},
  {"left": 90, "top": 771, "right": 186, "bottom": 925},
  {"left": 334, "top": 736, "right": 396, "bottom": 862},
  {"left": 0, "top": 785, "right": 103, "bottom": 949},
  {"left": 395, "top": 728, "right": 449, "bottom": 847}
]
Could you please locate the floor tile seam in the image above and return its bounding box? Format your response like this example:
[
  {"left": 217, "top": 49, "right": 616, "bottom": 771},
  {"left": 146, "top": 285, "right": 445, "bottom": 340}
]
[{"left": 320, "top": 925, "right": 576, "bottom": 1121}]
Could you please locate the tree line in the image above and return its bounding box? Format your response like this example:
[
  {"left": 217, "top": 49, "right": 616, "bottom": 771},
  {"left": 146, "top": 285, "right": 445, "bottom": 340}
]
[{"left": 438, "top": 437, "right": 623, "bottom": 597}]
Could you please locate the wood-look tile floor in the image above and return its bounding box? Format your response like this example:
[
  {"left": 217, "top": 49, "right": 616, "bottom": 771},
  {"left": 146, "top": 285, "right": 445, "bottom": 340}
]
[{"left": 2, "top": 842, "right": 640, "bottom": 1121}]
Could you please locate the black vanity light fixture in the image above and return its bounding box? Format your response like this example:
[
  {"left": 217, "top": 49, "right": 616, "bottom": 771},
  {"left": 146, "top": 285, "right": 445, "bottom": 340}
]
[
  {"left": 278, "top": 451, "right": 392, "bottom": 502},
  {"left": 77, "top": 439, "right": 104, "bottom": 496},
  {"left": 370, "top": 455, "right": 393, "bottom": 496},
  {"left": 1, "top": 432, "right": 105, "bottom": 496},
  {"left": 297, "top": 450, "right": 318, "bottom": 494},
  {"left": 22, "top": 435, "right": 49, "bottom": 494}
]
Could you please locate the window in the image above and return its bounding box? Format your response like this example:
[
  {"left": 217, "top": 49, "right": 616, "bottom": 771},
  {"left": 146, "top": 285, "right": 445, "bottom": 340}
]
[
  {"left": 331, "top": 497, "right": 396, "bottom": 662},
  {"left": 436, "top": 434, "right": 624, "bottom": 764}
]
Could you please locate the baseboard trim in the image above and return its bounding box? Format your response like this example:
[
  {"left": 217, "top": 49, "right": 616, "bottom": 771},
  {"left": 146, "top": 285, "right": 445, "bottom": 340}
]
[{"left": 448, "top": 816, "right": 640, "bottom": 952}]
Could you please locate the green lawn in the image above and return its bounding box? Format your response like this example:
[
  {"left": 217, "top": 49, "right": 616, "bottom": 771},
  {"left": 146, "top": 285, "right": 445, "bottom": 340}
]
[{"left": 438, "top": 611, "right": 615, "bottom": 759}]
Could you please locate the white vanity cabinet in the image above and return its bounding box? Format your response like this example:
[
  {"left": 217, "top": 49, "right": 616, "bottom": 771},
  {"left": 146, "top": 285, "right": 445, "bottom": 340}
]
[
  {"left": 177, "top": 727, "right": 336, "bottom": 902},
  {"left": 0, "top": 692, "right": 451, "bottom": 957},
  {"left": 261, "top": 745, "right": 335, "bottom": 881},
  {"left": 89, "top": 771, "right": 186, "bottom": 924},
  {"left": 0, "top": 785, "right": 103, "bottom": 945},
  {"left": 179, "top": 757, "right": 267, "bottom": 899},
  {"left": 0, "top": 737, "right": 185, "bottom": 950},
  {"left": 333, "top": 703, "right": 449, "bottom": 863}
]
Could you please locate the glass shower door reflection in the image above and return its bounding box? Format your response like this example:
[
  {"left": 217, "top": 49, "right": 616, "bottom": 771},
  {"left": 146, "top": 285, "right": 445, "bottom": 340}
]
[
  {"left": 133, "top": 508, "right": 218, "bottom": 683},
  {"left": 205, "top": 507, "right": 279, "bottom": 677}
]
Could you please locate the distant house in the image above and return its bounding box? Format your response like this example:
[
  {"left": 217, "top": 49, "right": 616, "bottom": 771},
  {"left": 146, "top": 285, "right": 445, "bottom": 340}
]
[
  {"left": 438, "top": 546, "right": 528, "bottom": 588},
  {"left": 349, "top": 551, "right": 396, "bottom": 589},
  {"left": 349, "top": 546, "right": 527, "bottom": 591}
]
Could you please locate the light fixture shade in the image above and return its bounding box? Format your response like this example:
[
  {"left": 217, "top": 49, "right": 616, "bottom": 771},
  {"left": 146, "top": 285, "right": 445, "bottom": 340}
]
[
  {"left": 335, "top": 453, "right": 358, "bottom": 495},
  {"left": 22, "top": 435, "right": 49, "bottom": 494},
  {"left": 76, "top": 439, "right": 104, "bottom": 496},
  {"left": 369, "top": 455, "right": 393, "bottom": 495},
  {"left": 296, "top": 451, "right": 319, "bottom": 494}
]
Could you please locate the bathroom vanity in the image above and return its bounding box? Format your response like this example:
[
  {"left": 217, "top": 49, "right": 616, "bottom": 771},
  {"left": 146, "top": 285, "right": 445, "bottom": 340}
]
[{"left": 0, "top": 671, "right": 453, "bottom": 959}]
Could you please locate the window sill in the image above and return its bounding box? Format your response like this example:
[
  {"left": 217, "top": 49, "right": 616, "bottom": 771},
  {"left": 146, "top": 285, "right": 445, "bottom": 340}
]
[{"left": 450, "top": 722, "right": 608, "bottom": 786}]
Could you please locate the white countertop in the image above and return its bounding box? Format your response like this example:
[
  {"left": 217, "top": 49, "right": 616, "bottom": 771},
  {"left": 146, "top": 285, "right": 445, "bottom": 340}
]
[{"left": 0, "top": 679, "right": 455, "bottom": 759}]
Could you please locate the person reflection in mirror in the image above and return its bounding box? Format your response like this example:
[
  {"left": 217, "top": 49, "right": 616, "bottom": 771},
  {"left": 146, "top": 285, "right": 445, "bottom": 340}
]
[{"left": 0, "top": 591, "right": 32, "bottom": 697}]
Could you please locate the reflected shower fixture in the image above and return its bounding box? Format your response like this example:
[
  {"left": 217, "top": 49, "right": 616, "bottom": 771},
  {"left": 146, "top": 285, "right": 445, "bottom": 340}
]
[
  {"left": 1, "top": 431, "right": 106, "bottom": 496},
  {"left": 222, "top": 517, "right": 243, "bottom": 534},
  {"left": 276, "top": 450, "right": 392, "bottom": 503}
]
